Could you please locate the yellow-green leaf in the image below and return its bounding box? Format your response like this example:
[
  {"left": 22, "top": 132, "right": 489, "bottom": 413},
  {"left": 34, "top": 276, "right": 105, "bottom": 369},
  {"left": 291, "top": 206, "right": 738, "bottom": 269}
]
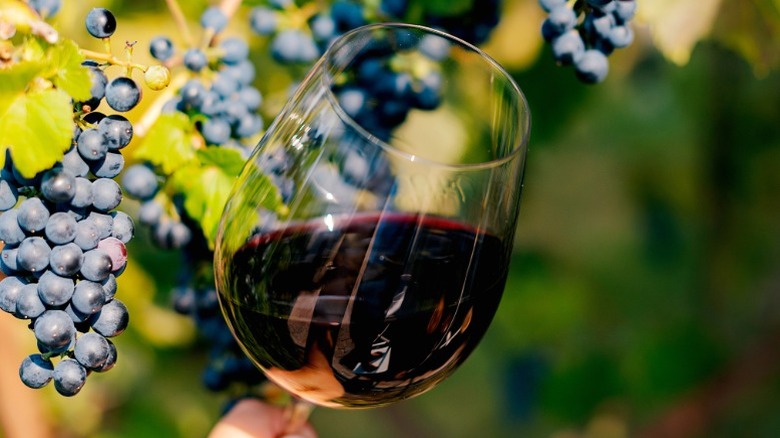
[
  {"left": 639, "top": 0, "right": 724, "bottom": 65},
  {"left": 134, "top": 112, "right": 197, "bottom": 175},
  {"left": 0, "top": 88, "right": 73, "bottom": 177},
  {"left": 47, "top": 39, "right": 91, "bottom": 101}
]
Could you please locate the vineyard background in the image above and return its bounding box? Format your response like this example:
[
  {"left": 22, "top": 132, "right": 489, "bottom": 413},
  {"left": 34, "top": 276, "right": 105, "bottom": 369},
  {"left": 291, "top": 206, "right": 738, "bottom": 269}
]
[{"left": 2, "top": 0, "right": 780, "bottom": 437}]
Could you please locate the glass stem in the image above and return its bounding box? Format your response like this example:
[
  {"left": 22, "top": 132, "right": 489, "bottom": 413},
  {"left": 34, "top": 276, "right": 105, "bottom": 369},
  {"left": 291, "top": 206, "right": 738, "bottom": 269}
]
[{"left": 281, "top": 398, "right": 314, "bottom": 436}]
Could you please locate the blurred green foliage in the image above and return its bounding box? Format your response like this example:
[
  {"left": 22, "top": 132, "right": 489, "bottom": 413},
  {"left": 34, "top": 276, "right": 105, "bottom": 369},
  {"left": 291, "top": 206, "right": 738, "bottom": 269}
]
[{"left": 2, "top": 1, "right": 780, "bottom": 437}]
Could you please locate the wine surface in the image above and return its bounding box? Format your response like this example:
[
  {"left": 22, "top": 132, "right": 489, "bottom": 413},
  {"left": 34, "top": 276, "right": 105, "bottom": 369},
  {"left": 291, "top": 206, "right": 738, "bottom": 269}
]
[{"left": 219, "top": 212, "right": 510, "bottom": 407}]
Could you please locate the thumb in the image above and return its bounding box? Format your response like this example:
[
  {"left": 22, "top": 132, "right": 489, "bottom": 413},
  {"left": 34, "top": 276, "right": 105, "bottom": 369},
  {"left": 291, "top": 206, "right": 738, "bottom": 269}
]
[{"left": 208, "top": 398, "right": 317, "bottom": 438}]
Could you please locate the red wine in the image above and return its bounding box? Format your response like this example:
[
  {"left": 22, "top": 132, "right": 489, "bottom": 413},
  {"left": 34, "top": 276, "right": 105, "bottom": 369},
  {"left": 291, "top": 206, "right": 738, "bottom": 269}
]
[{"left": 218, "top": 212, "right": 510, "bottom": 407}]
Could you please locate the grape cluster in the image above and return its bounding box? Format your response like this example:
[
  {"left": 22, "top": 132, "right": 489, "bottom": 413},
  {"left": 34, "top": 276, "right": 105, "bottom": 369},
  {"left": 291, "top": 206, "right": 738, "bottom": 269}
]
[
  {"left": 171, "top": 280, "right": 265, "bottom": 393},
  {"left": 540, "top": 0, "right": 637, "bottom": 83},
  {"left": 123, "top": 6, "right": 269, "bottom": 398},
  {"left": 0, "top": 7, "right": 152, "bottom": 397}
]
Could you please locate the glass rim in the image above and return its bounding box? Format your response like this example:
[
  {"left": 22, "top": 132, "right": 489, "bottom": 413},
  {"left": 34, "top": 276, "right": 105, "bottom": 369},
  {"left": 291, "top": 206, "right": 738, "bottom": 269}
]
[{"left": 320, "top": 22, "right": 531, "bottom": 171}]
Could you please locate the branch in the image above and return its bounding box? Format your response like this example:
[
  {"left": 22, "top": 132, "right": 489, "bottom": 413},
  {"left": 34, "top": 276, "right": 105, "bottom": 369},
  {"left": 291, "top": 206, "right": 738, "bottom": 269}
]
[{"left": 165, "top": 0, "right": 194, "bottom": 47}]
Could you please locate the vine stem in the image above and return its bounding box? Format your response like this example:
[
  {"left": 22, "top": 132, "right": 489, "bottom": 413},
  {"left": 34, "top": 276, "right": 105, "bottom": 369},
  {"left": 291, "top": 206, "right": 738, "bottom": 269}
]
[
  {"left": 134, "top": 71, "right": 190, "bottom": 138},
  {"left": 80, "top": 48, "right": 147, "bottom": 72},
  {"left": 165, "top": 0, "right": 193, "bottom": 47}
]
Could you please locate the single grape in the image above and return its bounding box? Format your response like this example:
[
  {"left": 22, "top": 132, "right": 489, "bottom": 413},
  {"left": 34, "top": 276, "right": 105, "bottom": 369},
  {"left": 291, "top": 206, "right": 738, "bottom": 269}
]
[
  {"left": 91, "top": 178, "right": 122, "bottom": 212},
  {"left": 34, "top": 310, "right": 76, "bottom": 351},
  {"left": 608, "top": 24, "right": 634, "bottom": 48},
  {"left": 1, "top": 245, "right": 20, "bottom": 273},
  {"left": 88, "top": 212, "right": 113, "bottom": 239},
  {"left": 271, "top": 29, "right": 319, "bottom": 64},
  {"left": 105, "top": 77, "right": 142, "bottom": 112},
  {"left": 97, "top": 237, "right": 127, "bottom": 272},
  {"left": 539, "top": 0, "right": 567, "bottom": 13},
  {"left": 144, "top": 65, "right": 171, "bottom": 91},
  {"left": 41, "top": 167, "right": 76, "bottom": 203},
  {"left": 37, "top": 270, "right": 75, "bottom": 307},
  {"left": 95, "top": 339, "right": 117, "bottom": 372},
  {"left": 223, "top": 60, "right": 256, "bottom": 86},
  {"left": 149, "top": 36, "right": 175, "bottom": 61},
  {"left": 17, "top": 197, "right": 50, "bottom": 234},
  {"left": 91, "top": 298, "right": 129, "bottom": 337},
  {"left": 201, "top": 118, "right": 232, "bottom": 145},
  {"left": 250, "top": 7, "right": 277, "bottom": 36},
  {"left": 74, "top": 219, "right": 100, "bottom": 251},
  {"left": 90, "top": 152, "right": 125, "bottom": 179},
  {"left": 74, "top": 332, "right": 111, "bottom": 369},
  {"left": 237, "top": 87, "right": 263, "bottom": 112},
  {"left": 71, "top": 280, "right": 105, "bottom": 315},
  {"left": 17, "top": 236, "right": 51, "bottom": 272},
  {"left": 110, "top": 211, "right": 134, "bottom": 244},
  {"left": 121, "top": 164, "right": 159, "bottom": 200},
  {"left": 98, "top": 115, "right": 133, "bottom": 150},
  {"left": 80, "top": 249, "right": 112, "bottom": 282},
  {"left": 0, "top": 209, "right": 26, "bottom": 245},
  {"left": 53, "top": 358, "right": 87, "bottom": 397},
  {"left": 138, "top": 200, "right": 163, "bottom": 226},
  {"left": 71, "top": 177, "right": 94, "bottom": 209},
  {"left": 574, "top": 49, "right": 609, "bottom": 83},
  {"left": 419, "top": 35, "right": 451, "bottom": 61},
  {"left": 219, "top": 37, "right": 249, "bottom": 64},
  {"left": 49, "top": 242, "right": 83, "bottom": 277},
  {"left": 19, "top": 354, "right": 54, "bottom": 389},
  {"left": 101, "top": 274, "right": 117, "bottom": 302},
  {"left": 184, "top": 49, "right": 208, "bottom": 73},
  {"left": 547, "top": 5, "right": 577, "bottom": 33},
  {"left": 79, "top": 64, "right": 107, "bottom": 111},
  {"left": 16, "top": 283, "right": 46, "bottom": 319},
  {"left": 85, "top": 8, "right": 117, "bottom": 39},
  {"left": 0, "top": 178, "right": 18, "bottom": 211},
  {"left": 77, "top": 128, "right": 108, "bottom": 162},
  {"left": 552, "top": 30, "right": 585, "bottom": 65},
  {"left": 62, "top": 146, "right": 90, "bottom": 177},
  {"left": 211, "top": 72, "right": 240, "bottom": 98},
  {"left": 310, "top": 14, "right": 336, "bottom": 42},
  {"left": 201, "top": 7, "right": 228, "bottom": 32},
  {"left": 45, "top": 212, "right": 78, "bottom": 245},
  {"left": 0, "top": 275, "right": 27, "bottom": 314},
  {"left": 614, "top": 0, "right": 637, "bottom": 22},
  {"left": 235, "top": 113, "right": 264, "bottom": 139}
]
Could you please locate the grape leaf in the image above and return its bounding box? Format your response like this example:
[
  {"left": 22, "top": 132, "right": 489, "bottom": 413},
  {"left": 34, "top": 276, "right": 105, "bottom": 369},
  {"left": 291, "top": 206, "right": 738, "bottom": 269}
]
[
  {"left": 134, "top": 112, "right": 197, "bottom": 175},
  {"left": 639, "top": 0, "right": 724, "bottom": 66},
  {"left": 0, "top": 63, "right": 73, "bottom": 177},
  {"left": 195, "top": 146, "right": 246, "bottom": 177},
  {"left": 169, "top": 147, "right": 246, "bottom": 248},
  {"left": 0, "top": 89, "right": 73, "bottom": 177},
  {"left": 710, "top": 0, "right": 780, "bottom": 76},
  {"left": 170, "top": 146, "right": 286, "bottom": 248},
  {"left": 46, "top": 39, "right": 91, "bottom": 101}
]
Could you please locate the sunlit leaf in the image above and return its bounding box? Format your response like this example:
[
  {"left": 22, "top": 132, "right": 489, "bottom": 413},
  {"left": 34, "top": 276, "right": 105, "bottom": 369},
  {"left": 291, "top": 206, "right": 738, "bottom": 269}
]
[
  {"left": 134, "top": 112, "right": 197, "bottom": 175},
  {"left": 0, "top": 62, "right": 73, "bottom": 177},
  {"left": 710, "top": 0, "right": 780, "bottom": 76},
  {"left": 639, "top": 0, "right": 724, "bottom": 65},
  {"left": 46, "top": 39, "right": 92, "bottom": 101}
]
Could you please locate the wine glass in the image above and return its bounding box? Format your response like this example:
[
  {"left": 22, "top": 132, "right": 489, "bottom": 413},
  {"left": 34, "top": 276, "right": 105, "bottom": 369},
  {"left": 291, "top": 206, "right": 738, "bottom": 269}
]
[{"left": 214, "top": 22, "right": 530, "bottom": 430}]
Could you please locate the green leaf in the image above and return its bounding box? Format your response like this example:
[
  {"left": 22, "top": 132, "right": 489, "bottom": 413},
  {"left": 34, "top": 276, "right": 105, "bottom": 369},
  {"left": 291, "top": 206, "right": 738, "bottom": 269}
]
[
  {"left": 170, "top": 146, "right": 287, "bottom": 249},
  {"left": 134, "top": 113, "right": 197, "bottom": 175},
  {"left": 46, "top": 39, "right": 91, "bottom": 101},
  {"left": 0, "top": 88, "right": 73, "bottom": 178},
  {"left": 195, "top": 147, "right": 246, "bottom": 177},
  {"left": 415, "top": 0, "right": 474, "bottom": 17},
  {"left": 710, "top": 0, "right": 780, "bottom": 76}
]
